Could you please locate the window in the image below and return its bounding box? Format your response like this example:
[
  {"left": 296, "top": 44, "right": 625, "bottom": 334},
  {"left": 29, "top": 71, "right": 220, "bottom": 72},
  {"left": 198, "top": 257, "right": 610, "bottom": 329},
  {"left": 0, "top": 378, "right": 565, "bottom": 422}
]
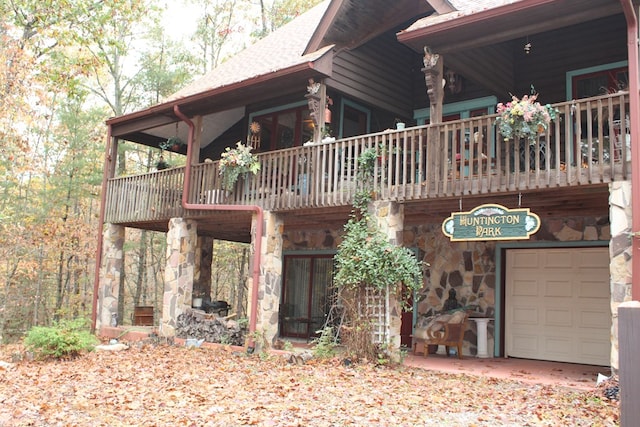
[
  {"left": 572, "top": 67, "right": 628, "bottom": 99},
  {"left": 567, "top": 62, "right": 630, "bottom": 163},
  {"left": 251, "top": 105, "right": 314, "bottom": 151},
  {"left": 414, "top": 96, "right": 497, "bottom": 125},
  {"left": 566, "top": 61, "right": 628, "bottom": 100},
  {"left": 341, "top": 104, "right": 369, "bottom": 138}
]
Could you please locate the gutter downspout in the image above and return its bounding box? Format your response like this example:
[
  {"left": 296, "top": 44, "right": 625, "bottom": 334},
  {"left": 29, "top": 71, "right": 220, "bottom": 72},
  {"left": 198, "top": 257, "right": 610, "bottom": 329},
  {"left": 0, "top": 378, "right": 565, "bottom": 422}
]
[
  {"left": 91, "top": 126, "right": 115, "bottom": 332},
  {"left": 621, "top": 0, "right": 640, "bottom": 300},
  {"left": 173, "top": 105, "right": 263, "bottom": 348}
]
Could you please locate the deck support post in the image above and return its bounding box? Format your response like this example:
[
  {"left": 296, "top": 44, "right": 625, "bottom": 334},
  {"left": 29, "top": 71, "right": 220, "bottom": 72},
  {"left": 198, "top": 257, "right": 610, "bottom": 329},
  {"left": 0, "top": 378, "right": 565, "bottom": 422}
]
[
  {"left": 96, "top": 224, "right": 125, "bottom": 331},
  {"left": 160, "top": 218, "right": 198, "bottom": 338},
  {"left": 249, "top": 210, "right": 283, "bottom": 351}
]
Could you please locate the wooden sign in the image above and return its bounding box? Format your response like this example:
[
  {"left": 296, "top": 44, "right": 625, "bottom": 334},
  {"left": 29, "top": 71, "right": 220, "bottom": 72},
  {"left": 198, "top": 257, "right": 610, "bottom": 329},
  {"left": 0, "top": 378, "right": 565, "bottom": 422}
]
[{"left": 442, "top": 203, "right": 540, "bottom": 241}]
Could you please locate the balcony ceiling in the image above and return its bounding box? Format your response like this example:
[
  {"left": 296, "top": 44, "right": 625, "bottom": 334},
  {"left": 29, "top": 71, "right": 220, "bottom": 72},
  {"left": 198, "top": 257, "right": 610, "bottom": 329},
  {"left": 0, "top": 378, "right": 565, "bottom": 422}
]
[
  {"left": 397, "top": 0, "right": 636, "bottom": 96},
  {"left": 398, "top": 0, "right": 630, "bottom": 54}
]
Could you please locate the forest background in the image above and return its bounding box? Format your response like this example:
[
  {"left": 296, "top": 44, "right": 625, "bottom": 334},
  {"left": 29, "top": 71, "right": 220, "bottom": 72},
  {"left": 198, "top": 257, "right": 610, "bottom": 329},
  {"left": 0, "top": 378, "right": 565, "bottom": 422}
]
[{"left": 0, "top": 0, "right": 323, "bottom": 342}]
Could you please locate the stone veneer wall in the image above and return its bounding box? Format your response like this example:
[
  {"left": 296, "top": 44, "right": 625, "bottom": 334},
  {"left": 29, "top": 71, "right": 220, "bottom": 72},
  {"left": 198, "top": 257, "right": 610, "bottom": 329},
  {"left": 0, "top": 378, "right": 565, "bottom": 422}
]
[
  {"left": 403, "top": 214, "right": 610, "bottom": 357},
  {"left": 609, "top": 181, "right": 633, "bottom": 371},
  {"left": 161, "top": 218, "right": 197, "bottom": 337},
  {"left": 97, "top": 224, "right": 125, "bottom": 330}
]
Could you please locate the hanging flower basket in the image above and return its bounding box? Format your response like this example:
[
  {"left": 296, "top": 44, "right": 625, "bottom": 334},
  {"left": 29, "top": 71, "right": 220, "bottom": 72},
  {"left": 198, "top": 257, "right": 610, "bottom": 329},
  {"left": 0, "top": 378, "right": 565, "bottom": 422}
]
[
  {"left": 159, "top": 136, "right": 185, "bottom": 151},
  {"left": 495, "top": 93, "right": 558, "bottom": 144},
  {"left": 218, "top": 141, "right": 261, "bottom": 191}
]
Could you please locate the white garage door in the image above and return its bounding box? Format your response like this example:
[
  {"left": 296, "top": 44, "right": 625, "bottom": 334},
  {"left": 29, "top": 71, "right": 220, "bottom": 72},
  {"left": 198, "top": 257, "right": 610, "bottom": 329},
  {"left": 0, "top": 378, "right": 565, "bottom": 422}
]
[{"left": 506, "top": 247, "right": 611, "bottom": 366}]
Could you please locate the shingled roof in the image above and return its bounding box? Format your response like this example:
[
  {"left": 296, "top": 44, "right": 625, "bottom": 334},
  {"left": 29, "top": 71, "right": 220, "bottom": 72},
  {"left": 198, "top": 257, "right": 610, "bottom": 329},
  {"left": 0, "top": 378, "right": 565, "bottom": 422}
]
[{"left": 165, "top": 1, "right": 334, "bottom": 103}]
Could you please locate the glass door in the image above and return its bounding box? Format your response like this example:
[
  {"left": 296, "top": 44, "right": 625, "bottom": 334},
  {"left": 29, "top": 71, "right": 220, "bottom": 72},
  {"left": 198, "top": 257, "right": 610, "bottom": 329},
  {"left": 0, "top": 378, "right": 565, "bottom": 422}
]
[{"left": 280, "top": 255, "right": 333, "bottom": 339}]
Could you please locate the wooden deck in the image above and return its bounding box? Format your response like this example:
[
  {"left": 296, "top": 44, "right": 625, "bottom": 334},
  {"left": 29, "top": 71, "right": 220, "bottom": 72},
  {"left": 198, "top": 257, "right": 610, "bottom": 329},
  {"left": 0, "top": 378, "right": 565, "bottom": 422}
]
[{"left": 104, "top": 92, "right": 629, "bottom": 238}]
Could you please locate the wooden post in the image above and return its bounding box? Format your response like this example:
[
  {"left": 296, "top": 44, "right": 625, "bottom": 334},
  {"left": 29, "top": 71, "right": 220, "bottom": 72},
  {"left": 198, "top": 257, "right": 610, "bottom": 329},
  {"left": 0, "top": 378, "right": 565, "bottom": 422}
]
[
  {"left": 619, "top": 301, "right": 640, "bottom": 426},
  {"left": 192, "top": 115, "right": 203, "bottom": 164},
  {"left": 422, "top": 46, "right": 444, "bottom": 185},
  {"left": 305, "top": 78, "right": 327, "bottom": 143}
]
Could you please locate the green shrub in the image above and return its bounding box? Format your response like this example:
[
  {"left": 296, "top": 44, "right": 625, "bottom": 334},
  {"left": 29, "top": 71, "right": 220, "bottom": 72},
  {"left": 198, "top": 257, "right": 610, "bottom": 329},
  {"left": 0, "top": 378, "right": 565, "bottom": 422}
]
[
  {"left": 312, "top": 327, "right": 338, "bottom": 358},
  {"left": 24, "top": 318, "right": 98, "bottom": 360}
]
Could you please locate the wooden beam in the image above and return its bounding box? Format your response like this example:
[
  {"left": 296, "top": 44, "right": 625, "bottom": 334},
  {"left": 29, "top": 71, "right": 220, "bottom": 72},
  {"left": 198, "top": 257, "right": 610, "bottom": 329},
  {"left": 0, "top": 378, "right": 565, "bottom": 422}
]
[{"left": 426, "top": 0, "right": 455, "bottom": 14}]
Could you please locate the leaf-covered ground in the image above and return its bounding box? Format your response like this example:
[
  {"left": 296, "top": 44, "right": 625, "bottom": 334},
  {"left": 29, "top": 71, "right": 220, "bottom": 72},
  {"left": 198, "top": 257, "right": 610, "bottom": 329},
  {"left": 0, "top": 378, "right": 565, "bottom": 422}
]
[{"left": 0, "top": 344, "right": 618, "bottom": 426}]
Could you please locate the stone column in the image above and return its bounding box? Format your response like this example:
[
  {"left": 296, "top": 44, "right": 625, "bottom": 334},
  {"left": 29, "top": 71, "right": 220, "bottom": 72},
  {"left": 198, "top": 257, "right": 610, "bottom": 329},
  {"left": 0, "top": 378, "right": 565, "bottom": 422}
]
[
  {"left": 161, "top": 218, "right": 198, "bottom": 338},
  {"left": 371, "top": 200, "right": 405, "bottom": 352},
  {"left": 609, "top": 181, "right": 633, "bottom": 372},
  {"left": 97, "top": 224, "right": 125, "bottom": 331},
  {"left": 249, "top": 210, "right": 283, "bottom": 350}
]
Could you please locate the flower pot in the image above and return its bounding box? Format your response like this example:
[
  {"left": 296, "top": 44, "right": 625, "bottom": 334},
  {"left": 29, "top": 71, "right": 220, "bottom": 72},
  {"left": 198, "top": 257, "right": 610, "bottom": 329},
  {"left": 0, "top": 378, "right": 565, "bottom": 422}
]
[
  {"left": 396, "top": 122, "right": 405, "bottom": 130},
  {"left": 192, "top": 297, "right": 203, "bottom": 308}
]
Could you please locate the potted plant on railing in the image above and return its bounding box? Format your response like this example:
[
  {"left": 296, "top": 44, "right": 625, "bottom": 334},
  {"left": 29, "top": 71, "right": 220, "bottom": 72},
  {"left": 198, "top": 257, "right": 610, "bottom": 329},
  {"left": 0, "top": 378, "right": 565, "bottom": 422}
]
[
  {"left": 495, "top": 92, "right": 558, "bottom": 144},
  {"left": 218, "top": 141, "right": 261, "bottom": 192}
]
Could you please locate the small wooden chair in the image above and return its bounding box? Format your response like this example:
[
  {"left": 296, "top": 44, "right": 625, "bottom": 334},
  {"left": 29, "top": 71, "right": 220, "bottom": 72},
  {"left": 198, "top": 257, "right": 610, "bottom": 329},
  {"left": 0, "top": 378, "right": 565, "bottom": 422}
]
[{"left": 413, "top": 312, "right": 468, "bottom": 359}]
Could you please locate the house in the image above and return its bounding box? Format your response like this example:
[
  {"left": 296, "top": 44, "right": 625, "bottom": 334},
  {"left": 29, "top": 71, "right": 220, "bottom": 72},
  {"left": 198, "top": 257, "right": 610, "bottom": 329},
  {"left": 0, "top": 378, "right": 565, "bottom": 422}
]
[{"left": 94, "top": 0, "right": 639, "bottom": 371}]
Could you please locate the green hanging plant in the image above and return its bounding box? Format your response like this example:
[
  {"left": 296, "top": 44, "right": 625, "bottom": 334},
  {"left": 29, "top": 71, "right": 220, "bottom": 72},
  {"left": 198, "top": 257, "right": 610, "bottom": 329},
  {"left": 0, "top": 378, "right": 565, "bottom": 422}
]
[{"left": 159, "top": 136, "right": 185, "bottom": 151}]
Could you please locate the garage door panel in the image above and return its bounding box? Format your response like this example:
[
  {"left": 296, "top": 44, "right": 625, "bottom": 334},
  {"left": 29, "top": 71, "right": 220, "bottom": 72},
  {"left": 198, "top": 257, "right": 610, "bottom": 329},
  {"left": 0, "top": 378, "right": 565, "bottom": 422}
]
[
  {"left": 579, "top": 309, "right": 611, "bottom": 329},
  {"left": 579, "top": 281, "right": 610, "bottom": 299},
  {"left": 511, "top": 334, "right": 539, "bottom": 353},
  {"left": 579, "top": 339, "right": 611, "bottom": 363},
  {"left": 545, "top": 308, "right": 573, "bottom": 327},
  {"left": 544, "top": 280, "right": 572, "bottom": 297},
  {"left": 506, "top": 247, "right": 611, "bottom": 366},
  {"left": 512, "top": 306, "right": 538, "bottom": 324},
  {"left": 579, "top": 250, "right": 610, "bottom": 268},
  {"left": 543, "top": 252, "right": 572, "bottom": 268},
  {"left": 511, "top": 251, "right": 539, "bottom": 268},
  {"left": 543, "top": 336, "right": 572, "bottom": 358},
  {"left": 512, "top": 280, "right": 538, "bottom": 296}
]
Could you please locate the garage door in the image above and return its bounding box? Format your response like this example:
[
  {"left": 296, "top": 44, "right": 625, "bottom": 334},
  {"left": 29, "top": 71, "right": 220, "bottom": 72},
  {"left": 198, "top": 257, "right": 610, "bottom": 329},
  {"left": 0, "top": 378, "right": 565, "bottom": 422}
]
[{"left": 506, "top": 247, "right": 610, "bottom": 366}]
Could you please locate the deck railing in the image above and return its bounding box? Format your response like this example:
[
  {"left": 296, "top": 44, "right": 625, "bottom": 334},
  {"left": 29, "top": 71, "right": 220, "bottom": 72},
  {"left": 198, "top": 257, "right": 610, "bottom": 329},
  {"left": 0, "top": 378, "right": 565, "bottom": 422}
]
[{"left": 105, "top": 92, "right": 631, "bottom": 224}]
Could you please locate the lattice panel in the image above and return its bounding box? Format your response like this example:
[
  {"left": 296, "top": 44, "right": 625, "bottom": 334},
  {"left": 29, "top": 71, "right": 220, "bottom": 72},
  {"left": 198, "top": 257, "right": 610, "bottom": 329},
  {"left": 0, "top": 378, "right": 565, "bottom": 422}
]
[{"left": 365, "top": 287, "right": 387, "bottom": 344}]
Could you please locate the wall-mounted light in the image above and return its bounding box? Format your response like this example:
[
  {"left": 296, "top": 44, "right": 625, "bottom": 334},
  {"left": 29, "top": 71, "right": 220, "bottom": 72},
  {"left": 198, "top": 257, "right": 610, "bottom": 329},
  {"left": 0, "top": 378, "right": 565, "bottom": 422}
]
[{"left": 524, "top": 36, "right": 532, "bottom": 54}]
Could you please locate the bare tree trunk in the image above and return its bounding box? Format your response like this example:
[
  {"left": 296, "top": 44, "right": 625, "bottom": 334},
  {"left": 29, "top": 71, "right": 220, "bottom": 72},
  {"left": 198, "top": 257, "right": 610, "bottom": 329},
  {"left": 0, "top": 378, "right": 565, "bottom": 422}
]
[
  {"left": 134, "top": 230, "right": 148, "bottom": 306},
  {"left": 33, "top": 245, "right": 44, "bottom": 326},
  {"left": 236, "top": 247, "right": 248, "bottom": 318}
]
